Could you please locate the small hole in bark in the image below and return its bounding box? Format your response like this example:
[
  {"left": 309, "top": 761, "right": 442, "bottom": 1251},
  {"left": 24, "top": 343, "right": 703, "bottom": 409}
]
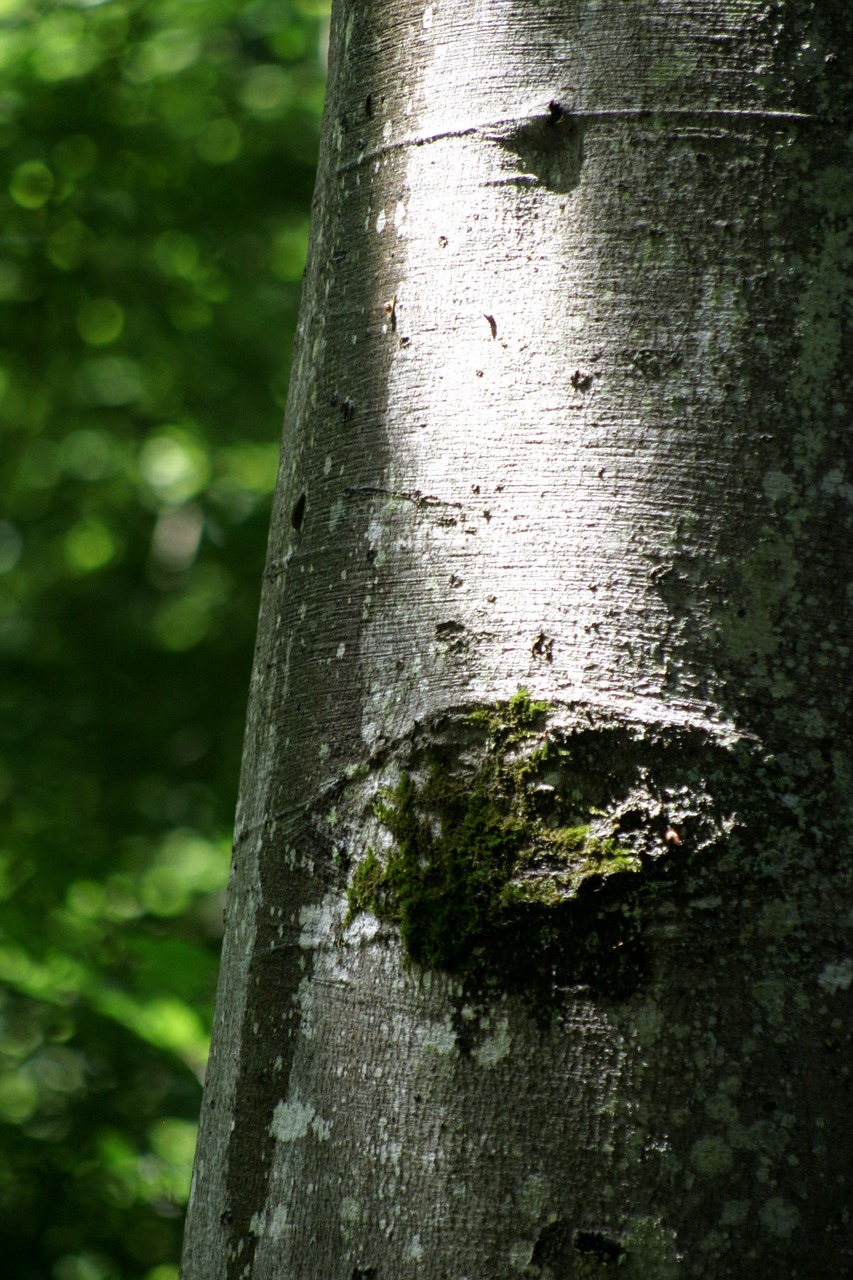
[
  {"left": 291, "top": 492, "right": 306, "bottom": 532},
  {"left": 532, "top": 631, "right": 553, "bottom": 662},
  {"left": 573, "top": 1228, "right": 623, "bottom": 1264}
]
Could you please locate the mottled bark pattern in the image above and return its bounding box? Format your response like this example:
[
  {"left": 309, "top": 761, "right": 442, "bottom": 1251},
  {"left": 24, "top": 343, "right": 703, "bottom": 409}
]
[{"left": 183, "top": 2, "right": 853, "bottom": 1278}]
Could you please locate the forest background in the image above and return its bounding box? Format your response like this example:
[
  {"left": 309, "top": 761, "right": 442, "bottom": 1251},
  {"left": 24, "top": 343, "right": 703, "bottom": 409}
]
[{"left": 0, "top": 1, "right": 327, "bottom": 1276}]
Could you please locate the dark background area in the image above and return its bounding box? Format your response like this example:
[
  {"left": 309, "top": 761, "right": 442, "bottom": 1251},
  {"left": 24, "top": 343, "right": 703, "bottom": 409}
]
[{"left": 0, "top": 2, "right": 325, "bottom": 1276}]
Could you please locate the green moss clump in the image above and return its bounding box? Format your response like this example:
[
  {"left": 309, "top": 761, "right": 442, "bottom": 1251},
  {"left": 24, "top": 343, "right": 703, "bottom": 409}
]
[
  {"left": 344, "top": 692, "right": 643, "bottom": 988},
  {"left": 466, "top": 688, "right": 551, "bottom": 744},
  {"left": 504, "top": 828, "right": 641, "bottom": 908},
  {"left": 343, "top": 847, "right": 385, "bottom": 927}
]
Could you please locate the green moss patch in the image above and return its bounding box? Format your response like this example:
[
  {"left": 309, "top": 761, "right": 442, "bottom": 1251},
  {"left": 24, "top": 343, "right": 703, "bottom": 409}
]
[{"left": 344, "top": 692, "right": 645, "bottom": 992}]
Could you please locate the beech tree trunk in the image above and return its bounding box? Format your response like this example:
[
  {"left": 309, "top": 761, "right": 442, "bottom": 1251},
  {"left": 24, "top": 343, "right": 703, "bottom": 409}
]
[{"left": 182, "top": 3, "right": 853, "bottom": 1277}]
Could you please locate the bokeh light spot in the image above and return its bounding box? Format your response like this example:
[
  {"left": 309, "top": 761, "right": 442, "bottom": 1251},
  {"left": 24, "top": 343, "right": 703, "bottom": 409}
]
[
  {"left": 195, "top": 117, "right": 241, "bottom": 165},
  {"left": 9, "top": 160, "right": 54, "bottom": 209},
  {"left": 77, "top": 355, "right": 143, "bottom": 406},
  {"left": 239, "top": 64, "right": 291, "bottom": 117},
  {"left": 0, "top": 522, "right": 23, "bottom": 574},
  {"left": 76, "top": 298, "right": 125, "bottom": 346},
  {"left": 64, "top": 517, "right": 119, "bottom": 573},
  {"left": 153, "top": 230, "right": 199, "bottom": 280},
  {"left": 139, "top": 430, "right": 210, "bottom": 504}
]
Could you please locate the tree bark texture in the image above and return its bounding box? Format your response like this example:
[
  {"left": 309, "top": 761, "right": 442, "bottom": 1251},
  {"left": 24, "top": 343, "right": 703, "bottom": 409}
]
[{"left": 183, "top": 2, "right": 853, "bottom": 1277}]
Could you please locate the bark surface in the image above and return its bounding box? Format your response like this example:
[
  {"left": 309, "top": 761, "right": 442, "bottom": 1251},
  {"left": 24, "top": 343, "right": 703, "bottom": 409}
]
[{"left": 183, "top": 3, "right": 853, "bottom": 1277}]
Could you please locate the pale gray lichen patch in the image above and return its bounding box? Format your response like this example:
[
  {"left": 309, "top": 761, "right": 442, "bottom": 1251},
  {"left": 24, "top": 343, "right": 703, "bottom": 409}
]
[
  {"left": 508, "top": 1238, "right": 536, "bottom": 1272},
  {"left": 720, "top": 1199, "right": 750, "bottom": 1228},
  {"left": 762, "top": 468, "right": 795, "bottom": 503},
  {"left": 690, "top": 1134, "right": 735, "bottom": 1178},
  {"left": 472, "top": 1017, "right": 511, "bottom": 1068},
  {"left": 515, "top": 1170, "right": 550, "bottom": 1223},
  {"left": 619, "top": 1217, "right": 682, "bottom": 1277},
  {"left": 817, "top": 958, "right": 853, "bottom": 993},
  {"left": 270, "top": 1097, "right": 330, "bottom": 1143},
  {"left": 339, "top": 1196, "right": 361, "bottom": 1225},
  {"left": 759, "top": 1195, "right": 800, "bottom": 1239},
  {"left": 419, "top": 1015, "right": 457, "bottom": 1056}
]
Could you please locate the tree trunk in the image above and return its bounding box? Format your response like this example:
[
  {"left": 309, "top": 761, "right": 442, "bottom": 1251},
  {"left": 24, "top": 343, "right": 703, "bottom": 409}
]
[{"left": 182, "top": 2, "right": 853, "bottom": 1276}]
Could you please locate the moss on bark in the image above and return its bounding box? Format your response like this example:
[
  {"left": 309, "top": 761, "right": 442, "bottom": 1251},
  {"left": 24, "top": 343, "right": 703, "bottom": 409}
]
[{"left": 344, "top": 692, "right": 648, "bottom": 994}]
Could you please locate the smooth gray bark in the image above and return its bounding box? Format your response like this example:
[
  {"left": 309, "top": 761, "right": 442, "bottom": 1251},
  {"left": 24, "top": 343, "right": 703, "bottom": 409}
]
[{"left": 183, "top": 2, "right": 853, "bottom": 1277}]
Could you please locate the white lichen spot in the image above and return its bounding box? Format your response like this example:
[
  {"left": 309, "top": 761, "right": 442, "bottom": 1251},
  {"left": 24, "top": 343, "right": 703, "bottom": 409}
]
[
  {"left": 633, "top": 1000, "right": 664, "bottom": 1046},
  {"left": 821, "top": 466, "right": 845, "bottom": 494},
  {"left": 271, "top": 1098, "right": 314, "bottom": 1142},
  {"left": 620, "top": 1217, "right": 681, "bottom": 1273},
  {"left": 762, "top": 469, "right": 794, "bottom": 503},
  {"left": 799, "top": 706, "right": 827, "bottom": 738},
  {"left": 375, "top": 208, "right": 387, "bottom": 234},
  {"left": 759, "top": 899, "right": 801, "bottom": 938},
  {"left": 347, "top": 910, "right": 381, "bottom": 943},
  {"left": 759, "top": 1196, "right": 800, "bottom": 1238},
  {"left": 473, "top": 1017, "right": 511, "bottom": 1068},
  {"left": 269, "top": 1202, "right": 289, "bottom": 1240},
  {"left": 328, "top": 497, "right": 344, "bottom": 534},
  {"left": 508, "top": 1240, "right": 535, "bottom": 1271},
  {"left": 340, "top": 1196, "right": 361, "bottom": 1225},
  {"left": 690, "top": 1135, "right": 734, "bottom": 1177},
  {"left": 752, "top": 977, "right": 787, "bottom": 1022},
  {"left": 319, "top": 741, "right": 330, "bottom": 760},
  {"left": 296, "top": 977, "right": 315, "bottom": 1039},
  {"left": 271, "top": 1096, "right": 331, "bottom": 1144},
  {"left": 516, "top": 1171, "right": 550, "bottom": 1221},
  {"left": 422, "top": 1018, "right": 456, "bottom": 1055},
  {"left": 818, "top": 958, "right": 853, "bottom": 994},
  {"left": 404, "top": 1234, "right": 424, "bottom": 1261},
  {"left": 422, "top": 5, "right": 433, "bottom": 29},
  {"left": 705, "top": 1092, "right": 739, "bottom": 1127},
  {"left": 720, "top": 1199, "right": 749, "bottom": 1227},
  {"left": 383, "top": 119, "right": 392, "bottom": 142},
  {"left": 313, "top": 1114, "right": 332, "bottom": 1140},
  {"left": 336, "top": 642, "right": 346, "bottom": 659},
  {"left": 298, "top": 901, "right": 334, "bottom": 949}
]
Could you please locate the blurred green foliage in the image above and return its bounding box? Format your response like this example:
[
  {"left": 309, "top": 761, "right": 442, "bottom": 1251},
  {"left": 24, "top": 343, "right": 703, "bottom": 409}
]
[{"left": 0, "top": 0, "right": 326, "bottom": 1275}]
